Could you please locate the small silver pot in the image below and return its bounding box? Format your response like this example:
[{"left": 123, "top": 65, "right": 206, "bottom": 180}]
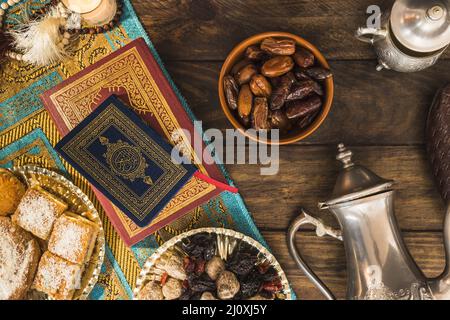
[{"left": 356, "top": 0, "right": 450, "bottom": 72}]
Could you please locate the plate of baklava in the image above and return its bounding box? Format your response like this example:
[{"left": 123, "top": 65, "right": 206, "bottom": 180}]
[{"left": 0, "top": 165, "right": 105, "bottom": 300}]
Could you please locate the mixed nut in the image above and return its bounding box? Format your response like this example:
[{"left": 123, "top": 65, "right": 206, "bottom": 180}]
[
  {"left": 224, "top": 37, "right": 332, "bottom": 135},
  {"left": 136, "top": 233, "right": 285, "bottom": 300}
]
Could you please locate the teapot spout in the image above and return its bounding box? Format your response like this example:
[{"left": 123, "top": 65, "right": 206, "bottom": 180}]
[{"left": 428, "top": 204, "right": 450, "bottom": 299}]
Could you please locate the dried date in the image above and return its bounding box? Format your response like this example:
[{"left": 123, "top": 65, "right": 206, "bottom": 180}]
[
  {"left": 250, "top": 74, "right": 272, "bottom": 97},
  {"left": 238, "top": 84, "right": 253, "bottom": 118},
  {"left": 245, "top": 45, "right": 267, "bottom": 61},
  {"left": 261, "top": 37, "right": 296, "bottom": 56},
  {"left": 286, "top": 80, "right": 323, "bottom": 101},
  {"left": 270, "top": 110, "right": 291, "bottom": 132},
  {"left": 269, "top": 72, "right": 295, "bottom": 110},
  {"left": 240, "top": 115, "right": 251, "bottom": 127},
  {"left": 231, "top": 59, "right": 251, "bottom": 75},
  {"left": 223, "top": 75, "right": 239, "bottom": 110},
  {"left": 306, "top": 67, "right": 333, "bottom": 80},
  {"left": 285, "top": 95, "right": 322, "bottom": 120},
  {"left": 262, "top": 56, "right": 294, "bottom": 78},
  {"left": 236, "top": 64, "right": 258, "bottom": 85},
  {"left": 252, "top": 97, "right": 270, "bottom": 130},
  {"left": 298, "top": 110, "right": 320, "bottom": 129},
  {"left": 293, "top": 47, "right": 315, "bottom": 68},
  {"left": 294, "top": 67, "right": 311, "bottom": 81}
]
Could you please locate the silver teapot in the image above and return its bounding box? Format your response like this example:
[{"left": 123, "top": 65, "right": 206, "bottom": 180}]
[
  {"left": 356, "top": 0, "right": 450, "bottom": 72},
  {"left": 287, "top": 144, "right": 450, "bottom": 300}
]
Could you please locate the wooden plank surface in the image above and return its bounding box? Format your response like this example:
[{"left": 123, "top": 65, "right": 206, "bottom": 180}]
[
  {"left": 135, "top": 0, "right": 450, "bottom": 299},
  {"left": 135, "top": 0, "right": 450, "bottom": 61},
  {"left": 262, "top": 230, "right": 446, "bottom": 300},
  {"left": 225, "top": 146, "right": 447, "bottom": 231},
  {"left": 164, "top": 61, "right": 450, "bottom": 145}
]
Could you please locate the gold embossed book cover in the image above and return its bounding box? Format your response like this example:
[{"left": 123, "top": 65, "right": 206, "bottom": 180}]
[
  {"left": 42, "top": 38, "right": 235, "bottom": 246},
  {"left": 55, "top": 95, "right": 198, "bottom": 227}
]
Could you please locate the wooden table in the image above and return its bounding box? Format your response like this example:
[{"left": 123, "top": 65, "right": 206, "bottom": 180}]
[{"left": 136, "top": 0, "right": 449, "bottom": 299}]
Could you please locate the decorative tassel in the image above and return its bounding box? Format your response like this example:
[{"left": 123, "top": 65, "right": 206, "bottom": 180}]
[{"left": 8, "top": 3, "right": 80, "bottom": 66}]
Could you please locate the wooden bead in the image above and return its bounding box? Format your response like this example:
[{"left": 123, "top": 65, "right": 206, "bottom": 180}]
[
  {"left": 7, "top": 0, "right": 14, "bottom": 6},
  {"left": 61, "top": 38, "right": 69, "bottom": 45},
  {"left": 63, "top": 31, "right": 71, "bottom": 39},
  {"left": 13, "top": 0, "right": 20, "bottom": 3},
  {"left": 1, "top": 3, "right": 9, "bottom": 10},
  {"left": 0, "top": 8, "right": 4, "bottom": 15}
]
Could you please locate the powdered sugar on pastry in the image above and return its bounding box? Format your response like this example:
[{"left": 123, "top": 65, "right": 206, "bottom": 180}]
[
  {"left": 32, "top": 251, "right": 82, "bottom": 300},
  {"left": 0, "top": 217, "right": 40, "bottom": 300},
  {"left": 51, "top": 223, "right": 83, "bottom": 262},
  {"left": 48, "top": 213, "right": 99, "bottom": 265},
  {"left": 13, "top": 187, "right": 67, "bottom": 240}
]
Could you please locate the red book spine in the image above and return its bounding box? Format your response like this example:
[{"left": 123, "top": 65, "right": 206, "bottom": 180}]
[{"left": 41, "top": 38, "right": 231, "bottom": 246}]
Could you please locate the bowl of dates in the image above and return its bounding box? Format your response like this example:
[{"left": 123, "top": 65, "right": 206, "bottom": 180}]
[
  {"left": 219, "top": 32, "right": 334, "bottom": 145},
  {"left": 133, "top": 228, "right": 292, "bottom": 300}
]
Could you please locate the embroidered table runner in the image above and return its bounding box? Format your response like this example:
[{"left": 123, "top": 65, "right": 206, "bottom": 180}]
[{"left": 0, "top": 0, "right": 281, "bottom": 299}]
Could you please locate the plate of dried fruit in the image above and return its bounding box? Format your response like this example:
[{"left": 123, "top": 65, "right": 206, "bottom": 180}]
[{"left": 133, "top": 228, "right": 291, "bottom": 300}]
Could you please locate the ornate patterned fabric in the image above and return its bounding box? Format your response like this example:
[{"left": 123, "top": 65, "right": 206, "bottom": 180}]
[{"left": 0, "top": 0, "right": 274, "bottom": 299}]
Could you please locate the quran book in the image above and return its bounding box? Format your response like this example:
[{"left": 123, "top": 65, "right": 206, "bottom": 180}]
[
  {"left": 55, "top": 95, "right": 197, "bottom": 227},
  {"left": 42, "top": 38, "right": 231, "bottom": 245}
]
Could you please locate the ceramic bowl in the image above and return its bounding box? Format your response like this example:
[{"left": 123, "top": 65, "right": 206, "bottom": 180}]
[{"left": 218, "top": 31, "right": 334, "bottom": 145}]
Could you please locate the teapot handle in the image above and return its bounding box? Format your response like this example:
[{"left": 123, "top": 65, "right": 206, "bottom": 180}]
[
  {"left": 287, "top": 209, "right": 343, "bottom": 300},
  {"left": 355, "top": 27, "right": 387, "bottom": 44}
]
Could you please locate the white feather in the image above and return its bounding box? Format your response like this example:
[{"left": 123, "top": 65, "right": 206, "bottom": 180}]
[{"left": 8, "top": 4, "right": 81, "bottom": 66}]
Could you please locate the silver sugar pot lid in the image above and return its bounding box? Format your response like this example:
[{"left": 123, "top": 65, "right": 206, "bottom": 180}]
[
  {"left": 319, "top": 144, "right": 394, "bottom": 209},
  {"left": 391, "top": 0, "right": 450, "bottom": 53}
]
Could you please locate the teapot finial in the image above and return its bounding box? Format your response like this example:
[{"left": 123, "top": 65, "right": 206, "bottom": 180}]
[{"left": 336, "top": 143, "right": 354, "bottom": 168}]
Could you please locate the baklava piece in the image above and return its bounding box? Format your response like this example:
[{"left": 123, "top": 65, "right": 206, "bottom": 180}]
[
  {"left": 12, "top": 186, "right": 68, "bottom": 240},
  {"left": 48, "top": 212, "right": 99, "bottom": 265},
  {"left": 0, "top": 217, "right": 40, "bottom": 300},
  {"left": 32, "top": 251, "right": 82, "bottom": 300}
]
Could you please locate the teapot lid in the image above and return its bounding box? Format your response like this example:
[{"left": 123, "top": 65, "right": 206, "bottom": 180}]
[
  {"left": 320, "top": 144, "right": 394, "bottom": 208},
  {"left": 391, "top": 0, "right": 450, "bottom": 53}
]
